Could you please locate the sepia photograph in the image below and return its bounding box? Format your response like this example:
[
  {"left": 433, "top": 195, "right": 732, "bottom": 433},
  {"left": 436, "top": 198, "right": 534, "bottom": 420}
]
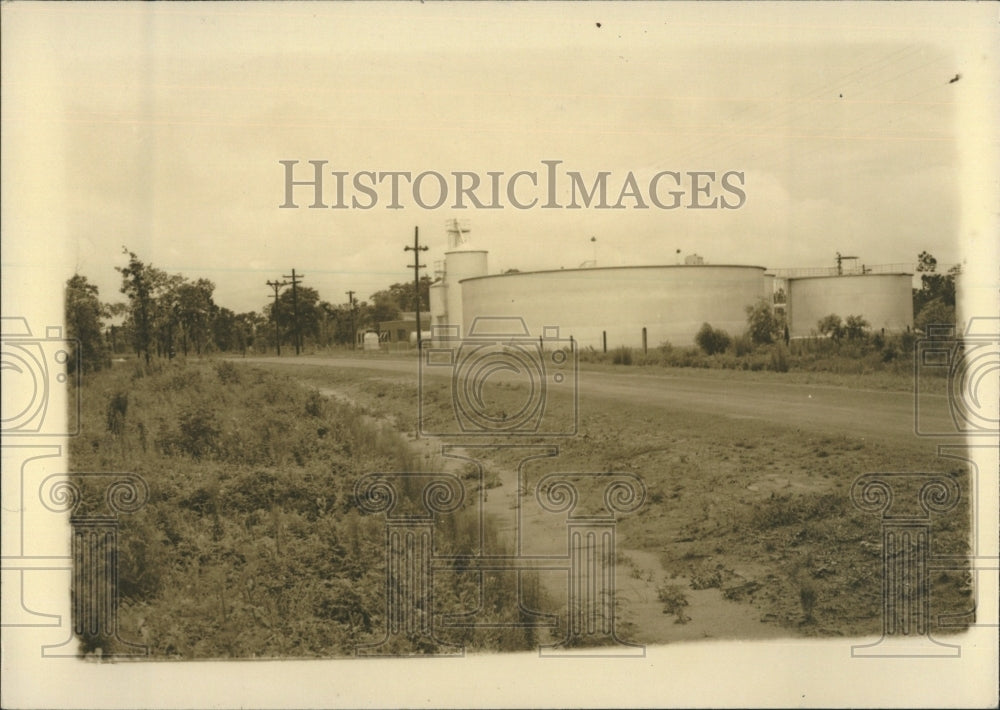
[{"left": 2, "top": 2, "right": 997, "bottom": 707}]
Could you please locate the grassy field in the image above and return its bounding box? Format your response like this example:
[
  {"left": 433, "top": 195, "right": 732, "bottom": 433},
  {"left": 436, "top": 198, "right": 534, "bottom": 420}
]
[
  {"left": 69, "top": 359, "right": 553, "bottom": 658},
  {"left": 68, "top": 356, "right": 972, "bottom": 656}
]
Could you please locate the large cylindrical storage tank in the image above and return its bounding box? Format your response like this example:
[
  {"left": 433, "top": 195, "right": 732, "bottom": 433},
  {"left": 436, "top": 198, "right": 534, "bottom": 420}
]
[
  {"left": 444, "top": 250, "right": 488, "bottom": 337},
  {"left": 786, "top": 273, "right": 913, "bottom": 338},
  {"left": 459, "top": 265, "right": 768, "bottom": 349}
]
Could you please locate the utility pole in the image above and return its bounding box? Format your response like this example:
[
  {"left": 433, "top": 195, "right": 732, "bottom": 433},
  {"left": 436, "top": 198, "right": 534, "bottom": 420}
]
[
  {"left": 346, "top": 290, "right": 356, "bottom": 350},
  {"left": 266, "top": 279, "right": 289, "bottom": 355},
  {"left": 404, "top": 226, "right": 428, "bottom": 350},
  {"left": 282, "top": 268, "right": 304, "bottom": 355}
]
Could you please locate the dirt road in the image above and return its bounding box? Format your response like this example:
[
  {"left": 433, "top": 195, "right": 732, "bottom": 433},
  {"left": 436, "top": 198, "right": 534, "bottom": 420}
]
[{"left": 242, "top": 355, "right": 951, "bottom": 447}]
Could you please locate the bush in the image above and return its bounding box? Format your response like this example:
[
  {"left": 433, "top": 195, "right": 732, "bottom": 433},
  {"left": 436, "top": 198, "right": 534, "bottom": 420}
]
[
  {"left": 612, "top": 346, "right": 633, "bottom": 365},
  {"left": 731, "top": 333, "right": 753, "bottom": 357},
  {"left": 769, "top": 344, "right": 790, "bottom": 372},
  {"left": 844, "top": 315, "right": 870, "bottom": 341},
  {"left": 817, "top": 314, "right": 844, "bottom": 341},
  {"left": 696, "top": 323, "right": 731, "bottom": 355},
  {"left": 745, "top": 298, "right": 782, "bottom": 345},
  {"left": 214, "top": 360, "right": 241, "bottom": 385},
  {"left": 656, "top": 583, "right": 690, "bottom": 623},
  {"left": 159, "top": 404, "right": 221, "bottom": 460},
  {"left": 915, "top": 297, "right": 956, "bottom": 333},
  {"left": 305, "top": 389, "right": 326, "bottom": 418}
]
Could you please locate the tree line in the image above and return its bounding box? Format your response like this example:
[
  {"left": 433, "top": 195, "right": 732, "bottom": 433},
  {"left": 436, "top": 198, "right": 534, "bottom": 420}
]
[
  {"left": 66, "top": 248, "right": 432, "bottom": 374},
  {"left": 66, "top": 248, "right": 958, "bottom": 376}
]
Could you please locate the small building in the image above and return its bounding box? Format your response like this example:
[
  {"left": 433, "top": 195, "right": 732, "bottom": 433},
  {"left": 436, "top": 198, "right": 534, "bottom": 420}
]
[{"left": 379, "top": 312, "right": 419, "bottom": 345}]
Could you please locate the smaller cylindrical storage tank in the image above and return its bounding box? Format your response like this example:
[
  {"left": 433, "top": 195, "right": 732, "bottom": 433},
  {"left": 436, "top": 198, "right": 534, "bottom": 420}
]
[
  {"left": 444, "top": 250, "right": 488, "bottom": 337},
  {"left": 786, "top": 273, "right": 913, "bottom": 338},
  {"left": 429, "top": 280, "right": 447, "bottom": 339},
  {"left": 429, "top": 281, "right": 447, "bottom": 318},
  {"left": 362, "top": 331, "right": 380, "bottom": 351}
]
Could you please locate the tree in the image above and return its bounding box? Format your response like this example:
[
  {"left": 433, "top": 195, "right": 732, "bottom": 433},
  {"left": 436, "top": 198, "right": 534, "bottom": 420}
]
[
  {"left": 916, "top": 250, "right": 937, "bottom": 274},
  {"left": 212, "top": 307, "right": 251, "bottom": 353},
  {"left": 745, "top": 298, "right": 781, "bottom": 345},
  {"left": 913, "top": 251, "right": 959, "bottom": 317},
  {"left": 267, "top": 286, "right": 321, "bottom": 347},
  {"left": 817, "top": 314, "right": 845, "bottom": 341},
  {"left": 102, "top": 301, "right": 129, "bottom": 355},
  {"left": 695, "top": 323, "right": 730, "bottom": 355},
  {"left": 175, "top": 278, "right": 217, "bottom": 355},
  {"left": 914, "top": 298, "right": 955, "bottom": 334},
  {"left": 240, "top": 311, "right": 266, "bottom": 352},
  {"left": 149, "top": 271, "right": 185, "bottom": 358},
  {"left": 843, "top": 314, "right": 870, "bottom": 341},
  {"left": 317, "top": 301, "right": 359, "bottom": 347},
  {"left": 369, "top": 277, "right": 432, "bottom": 317},
  {"left": 116, "top": 249, "right": 155, "bottom": 364},
  {"left": 367, "top": 292, "right": 401, "bottom": 330},
  {"left": 65, "top": 274, "right": 109, "bottom": 374}
]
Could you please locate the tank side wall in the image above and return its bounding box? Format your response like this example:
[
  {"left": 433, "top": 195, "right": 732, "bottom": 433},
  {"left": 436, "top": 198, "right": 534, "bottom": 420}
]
[
  {"left": 787, "top": 274, "right": 913, "bottom": 338},
  {"left": 444, "top": 251, "right": 488, "bottom": 337},
  {"left": 460, "top": 266, "right": 767, "bottom": 349}
]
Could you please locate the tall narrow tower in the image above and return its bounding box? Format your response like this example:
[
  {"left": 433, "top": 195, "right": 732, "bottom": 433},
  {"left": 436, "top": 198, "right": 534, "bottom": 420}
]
[
  {"left": 437, "top": 219, "right": 487, "bottom": 339},
  {"left": 446, "top": 218, "right": 471, "bottom": 250}
]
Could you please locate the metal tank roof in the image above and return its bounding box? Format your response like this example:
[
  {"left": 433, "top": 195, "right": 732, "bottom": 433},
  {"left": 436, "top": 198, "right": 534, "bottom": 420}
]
[{"left": 457, "top": 263, "right": 768, "bottom": 284}]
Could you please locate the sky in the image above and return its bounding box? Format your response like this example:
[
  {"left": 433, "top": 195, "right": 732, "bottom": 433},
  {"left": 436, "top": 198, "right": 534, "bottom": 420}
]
[{"left": 2, "top": 2, "right": 997, "bottom": 319}]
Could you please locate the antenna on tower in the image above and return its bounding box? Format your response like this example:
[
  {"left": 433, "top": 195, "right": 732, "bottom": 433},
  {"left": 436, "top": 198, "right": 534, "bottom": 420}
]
[{"left": 445, "top": 218, "right": 471, "bottom": 249}]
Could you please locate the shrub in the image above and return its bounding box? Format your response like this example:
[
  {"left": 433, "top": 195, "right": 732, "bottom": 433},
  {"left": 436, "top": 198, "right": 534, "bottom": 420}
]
[
  {"left": 690, "top": 568, "right": 724, "bottom": 590},
  {"left": 843, "top": 315, "right": 870, "bottom": 341},
  {"left": 817, "top": 314, "right": 844, "bottom": 341},
  {"left": 745, "top": 298, "right": 782, "bottom": 345},
  {"left": 304, "top": 389, "right": 326, "bottom": 418},
  {"left": 657, "top": 583, "right": 690, "bottom": 623},
  {"left": 696, "top": 323, "right": 731, "bottom": 355},
  {"left": 731, "top": 333, "right": 753, "bottom": 357},
  {"left": 915, "top": 297, "right": 956, "bottom": 333},
  {"left": 612, "top": 346, "right": 633, "bottom": 365},
  {"left": 168, "top": 405, "right": 221, "bottom": 459},
  {"left": 214, "top": 360, "right": 241, "bottom": 385},
  {"left": 769, "top": 344, "right": 789, "bottom": 372}
]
